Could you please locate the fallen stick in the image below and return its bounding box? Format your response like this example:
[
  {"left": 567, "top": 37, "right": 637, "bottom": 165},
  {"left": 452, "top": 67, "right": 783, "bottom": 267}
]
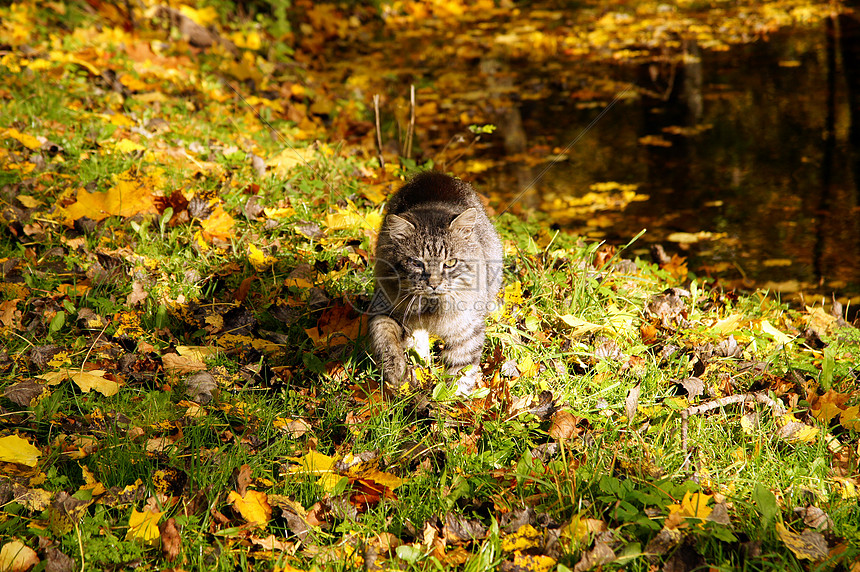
[{"left": 680, "top": 392, "right": 786, "bottom": 470}]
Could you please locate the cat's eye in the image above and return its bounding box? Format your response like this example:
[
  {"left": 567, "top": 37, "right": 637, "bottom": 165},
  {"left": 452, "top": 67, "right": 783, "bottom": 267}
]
[
  {"left": 443, "top": 258, "right": 458, "bottom": 268},
  {"left": 405, "top": 257, "right": 424, "bottom": 269}
]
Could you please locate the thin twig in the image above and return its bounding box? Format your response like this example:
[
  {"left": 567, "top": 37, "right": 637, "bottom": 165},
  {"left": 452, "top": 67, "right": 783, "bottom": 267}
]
[
  {"left": 373, "top": 94, "right": 385, "bottom": 168},
  {"left": 80, "top": 319, "right": 112, "bottom": 373},
  {"left": 404, "top": 84, "right": 415, "bottom": 160},
  {"left": 680, "top": 392, "right": 785, "bottom": 470}
]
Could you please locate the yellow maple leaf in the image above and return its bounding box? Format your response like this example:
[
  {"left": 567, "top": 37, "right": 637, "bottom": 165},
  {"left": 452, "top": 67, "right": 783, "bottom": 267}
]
[
  {"left": 518, "top": 355, "right": 538, "bottom": 377},
  {"left": 325, "top": 206, "right": 381, "bottom": 232},
  {"left": 511, "top": 551, "right": 555, "bottom": 572},
  {"left": 666, "top": 491, "right": 712, "bottom": 529},
  {"left": 228, "top": 489, "right": 272, "bottom": 527},
  {"left": 57, "top": 171, "right": 158, "bottom": 226},
  {"left": 4, "top": 127, "right": 42, "bottom": 150},
  {"left": 0, "top": 434, "right": 41, "bottom": 466},
  {"left": 248, "top": 244, "right": 277, "bottom": 271},
  {"left": 113, "top": 138, "right": 145, "bottom": 153},
  {"left": 17, "top": 195, "right": 41, "bottom": 208},
  {"left": 287, "top": 450, "right": 335, "bottom": 475},
  {"left": 126, "top": 507, "right": 163, "bottom": 545},
  {"left": 266, "top": 147, "right": 316, "bottom": 177},
  {"left": 199, "top": 204, "right": 235, "bottom": 242},
  {"left": 501, "top": 524, "right": 542, "bottom": 552},
  {"left": 70, "top": 370, "right": 120, "bottom": 396}
]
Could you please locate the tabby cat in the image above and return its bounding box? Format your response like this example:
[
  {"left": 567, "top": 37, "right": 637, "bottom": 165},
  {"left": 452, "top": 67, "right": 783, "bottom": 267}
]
[{"left": 369, "top": 172, "right": 503, "bottom": 395}]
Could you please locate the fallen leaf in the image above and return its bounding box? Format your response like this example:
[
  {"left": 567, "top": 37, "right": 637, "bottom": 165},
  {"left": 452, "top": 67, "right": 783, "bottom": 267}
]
[
  {"left": 775, "top": 522, "right": 828, "bottom": 561},
  {"left": 501, "top": 524, "right": 541, "bottom": 552},
  {"left": 0, "top": 540, "right": 39, "bottom": 572},
  {"left": 508, "top": 551, "right": 556, "bottom": 572},
  {"left": 57, "top": 170, "right": 159, "bottom": 226},
  {"left": 249, "top": 534, "right": 292, "bottom": 551},
  {"left": 0, "top": 435, "right": 41, "bottom": 467},
  {"left": 549, "top": 410, "right": 580, "bottom": 440},
  {"left": 159, "top": 518, "right": 181, "bottom": 561},
  {"left": 43, "top": 547, "right": 74, "bottom": 572},
  {"left": 69, "top": 370, "right": 120, "bottom": 396},
  {"left": 644, "top": 526, "right": 683, "bottom": 556},
  {"left": 3, "top": 380, "right": 47, "bottom": 407},
  {"left": 625, "top": 383, "right": 641, "bottom": 421},
  {"left": 163, "top": 353, "right": 208, "bottom": 375},
  {"left": 126, "top": 507, "right": 163, "bottom": 546},
  {"left": 126, "top": 281, "right": 148, "bottom": 306},
  {"left": 248, "top": 244, "right": 277, "bottom": 271},
  {"left": 666, "top": 491, "right": 712, "bottom": 529},
  {"left": 228, "top": 489, "right": 272, "bottom": 527},
  {"left": 760, "top": 319, "right": 794, "bottom": 346},
  {"left": 558, "top": 314, "right": 604, "bottom": 336},
  {"left": 573, "top": 539, "right": 615, "bottom": 572}
]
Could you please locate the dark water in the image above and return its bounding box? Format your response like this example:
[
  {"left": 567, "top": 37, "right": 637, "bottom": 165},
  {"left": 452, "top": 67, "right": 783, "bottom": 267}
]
[
  {"left": 476, "top": 22, "right": 860, "bottom": 300},
  {"left": 343, "top": 9, "right": 860, "bottom": 300}
]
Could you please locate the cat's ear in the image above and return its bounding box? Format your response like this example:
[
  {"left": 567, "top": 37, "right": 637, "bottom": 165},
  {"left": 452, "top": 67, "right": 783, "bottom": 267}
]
[
  {"left": 387, "top": 214, "right": 415, "bottom": 239},
  {"left": 449, "top": 208, "right": 477, "bottom": 238}
]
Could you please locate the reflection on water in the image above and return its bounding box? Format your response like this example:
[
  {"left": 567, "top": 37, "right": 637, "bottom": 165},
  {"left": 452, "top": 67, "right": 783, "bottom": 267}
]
[{"left": 481, "top": 22, "right": 859, "bottom": 297}]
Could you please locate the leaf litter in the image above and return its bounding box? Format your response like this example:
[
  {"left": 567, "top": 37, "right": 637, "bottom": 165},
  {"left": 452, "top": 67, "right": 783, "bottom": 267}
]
[{"left": 1, "top": 0, "right": 859, "bottom": 570}]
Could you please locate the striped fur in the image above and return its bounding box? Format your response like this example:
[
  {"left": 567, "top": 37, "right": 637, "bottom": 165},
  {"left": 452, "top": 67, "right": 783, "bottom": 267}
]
[{"left": 369, "top": 172, "right": 503, "bottom": 396}]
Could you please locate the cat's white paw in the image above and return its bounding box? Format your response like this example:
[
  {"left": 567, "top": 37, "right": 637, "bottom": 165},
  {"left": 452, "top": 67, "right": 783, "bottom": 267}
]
[
  {"left": 454, "top": 367, "right": 480, "bottom": 397},
  {"left": 410, "top": 329, "right": 431, "bottom": 364}
]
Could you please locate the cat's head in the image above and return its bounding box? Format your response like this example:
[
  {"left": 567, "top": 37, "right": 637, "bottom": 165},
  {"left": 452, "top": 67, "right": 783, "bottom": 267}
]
[{"left": 382, "top": 207, "right": 478, "bottom": 300}]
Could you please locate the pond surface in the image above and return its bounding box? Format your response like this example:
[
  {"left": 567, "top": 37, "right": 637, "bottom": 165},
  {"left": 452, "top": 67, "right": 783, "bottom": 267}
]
[
  {"left": 476, "top": 25, "right": 860, "bottom": 300},
  {"left": 334, "top": 4, "right": 859, "bottom": 301}
]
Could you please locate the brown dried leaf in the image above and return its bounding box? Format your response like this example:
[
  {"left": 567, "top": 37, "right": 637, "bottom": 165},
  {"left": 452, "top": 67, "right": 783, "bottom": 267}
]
[
  {"left": 443, "top": 513, "right": 488, "bottom": 543},
  {"left": 126, "top": 281, "right": 148, "bottom": 306},
  {"left": 644, "top": 527, "right": 682, "bottom": 558},
  {"left": 233, "top": 464, "right": 253, "bottom": 498},
  {"left": 158, "top": 518, "right": 181, "bottom": 562},
  {"left": 43, "top": 547, "right": 74, "bottom": 572},
  {"left": 549, "top": 410, "right": 579, "bottom": 440},
  {"left": 676, "top": 377, "right": 704, "bottom": 398},
  {"left": 3, "top": 380, "right": 47, "bottom": 407},
  {"left": 793, "top": 506, "right": 833, "bottom": 531},
  {"left": 163, "top": 353, "right": 207, "bottom": 375},
  {"left": 573, "top": 539, "right": 616, "bottom": 572},
  {"left": 625, "top": 383, "right": 641, "bottom": 421},
  {"left": 184, "top": 371, "right": 217, "bottom": 403}
]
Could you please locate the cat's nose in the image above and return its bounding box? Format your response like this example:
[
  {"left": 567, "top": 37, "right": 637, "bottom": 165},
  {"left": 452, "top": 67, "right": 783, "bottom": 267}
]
[{"left": 428, "top": 275, "right": 442, "bottom": 289}]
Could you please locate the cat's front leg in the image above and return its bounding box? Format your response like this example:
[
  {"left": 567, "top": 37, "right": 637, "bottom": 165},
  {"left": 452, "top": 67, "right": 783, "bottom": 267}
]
[{"left": 369, "top": 314, "right": 412, "bottom": 395}]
